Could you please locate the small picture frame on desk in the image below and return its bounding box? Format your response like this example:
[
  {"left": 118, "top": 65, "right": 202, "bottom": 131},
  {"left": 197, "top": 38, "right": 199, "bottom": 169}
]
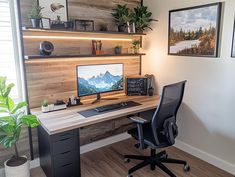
[
  {"left": 41, "top": 17, "right": 51, "bottom": 29},
  {"left": 74, "top": 19, "right": 95, "bottom": 31}
]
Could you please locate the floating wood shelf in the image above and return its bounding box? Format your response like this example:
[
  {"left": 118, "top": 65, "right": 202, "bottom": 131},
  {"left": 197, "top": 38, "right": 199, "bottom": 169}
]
[{"left": 24, "top": 53, "right": 146, "bottom": 60}]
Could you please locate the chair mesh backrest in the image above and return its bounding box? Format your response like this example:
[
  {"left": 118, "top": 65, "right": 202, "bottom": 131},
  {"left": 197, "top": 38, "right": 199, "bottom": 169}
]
[{"left": 151, "top": 81, "right": 187, "bottom": 145}]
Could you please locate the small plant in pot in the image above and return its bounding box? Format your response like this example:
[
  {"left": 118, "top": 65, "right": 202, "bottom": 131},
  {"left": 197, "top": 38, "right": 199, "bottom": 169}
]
[
  {"left": 28, "top": 0, "right": 44, "bottom": 28},
  {"left": 132, "top": 5, "right": 157, "bottom": 33},
  {"left": 114, "top": 45, "right": 122, "bottom": 54},
  {"left": 0, "top": 77, "right": 39, "bottom": 177},
  {"left": 41, "top": 99, "right": 49, "bottom": 113},
  {"left": 132, "top": 40, "right": 141, "bottom": 54},
  {"left": 112, "top": 4, "right": 132, "bottom": 32}
]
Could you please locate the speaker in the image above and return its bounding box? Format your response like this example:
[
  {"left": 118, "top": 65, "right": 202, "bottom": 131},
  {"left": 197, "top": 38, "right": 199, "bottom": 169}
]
[{"left": 39, "top": 41, "right": 54, "bottom": 56}]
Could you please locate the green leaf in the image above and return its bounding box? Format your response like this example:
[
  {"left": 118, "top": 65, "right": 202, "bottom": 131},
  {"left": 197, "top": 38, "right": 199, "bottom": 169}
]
[
  {"left": 11, "top": 102, "right": 28, "bottom": 114},
  {"left": 7, "top": 97, "right": 15, "bottom": 111},
  {"left": 21, "top": 115, "right": 39, "bottom": 128},
  {"left": 3, "top": 83, "right": 14, "bottom": 97}
]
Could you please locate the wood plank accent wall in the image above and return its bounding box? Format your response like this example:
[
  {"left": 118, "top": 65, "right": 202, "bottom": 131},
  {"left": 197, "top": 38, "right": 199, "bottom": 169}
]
[
  {"left": 20, "top": 0, "right": 141, "bottom": 30},
  {"left": 25, "top": 57, "right": 140, "bottom": 108}
]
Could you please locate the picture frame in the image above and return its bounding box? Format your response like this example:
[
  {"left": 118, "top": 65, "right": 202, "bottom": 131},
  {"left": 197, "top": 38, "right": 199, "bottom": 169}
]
[
  {"left": 39, "top": 0, "right": 68, "bottom": 22},
  {"left": 74, "top": 19, "right": 95, "bottom": 31},
  {"left": 168, "top": 3, "right": 222, "bottom": 57},
  {"left": 231, "top": 19, "right": 235, "bottom": 58},
  {"left": 41, "top": 17, "right": 51, "bottom": 29}
]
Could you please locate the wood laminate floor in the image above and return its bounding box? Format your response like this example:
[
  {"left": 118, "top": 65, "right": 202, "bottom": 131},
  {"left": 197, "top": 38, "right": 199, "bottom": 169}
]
[{"left": 31, "top": 139, "right": 233, "bottom": 177}]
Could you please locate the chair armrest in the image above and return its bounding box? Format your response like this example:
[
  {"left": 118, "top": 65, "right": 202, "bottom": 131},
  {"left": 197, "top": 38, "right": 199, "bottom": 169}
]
[
  {"left": 128, "top": 116, "right": 148, "bottom": 124},
  {"left": 128, "top": 116, "right": 148, "bottom": 149}
]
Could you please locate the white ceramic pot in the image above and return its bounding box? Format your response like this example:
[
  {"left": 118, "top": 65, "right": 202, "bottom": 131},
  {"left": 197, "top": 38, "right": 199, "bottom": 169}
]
[
  {"left": 41, "top": 105, "right": 50, "bottom": 113},
  {"left": 4, "top": 156, "right": 30, "bottom": 177}
]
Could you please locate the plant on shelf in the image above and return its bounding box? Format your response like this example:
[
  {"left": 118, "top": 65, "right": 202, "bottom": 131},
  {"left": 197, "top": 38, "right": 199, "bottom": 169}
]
[
  {"left": 132, "top": 5, "right": 157, "bottom": 33},
  {"left": 0, "top": 76, "right": 39, "bottom": 177},
  {"left": 132, "top": 40, "right": 141, "bottom": 54},
  {"left": 114, "top": 45, "right": 122, "bottom": 54},
  {"left": 28, "top": 0, "right": 44, "bottom": 28},
  {"left": 41, "top": 99, "right": 49, "bottom": 113},
  {"left": 112, "top": 4, "right": 133, "bottom": 32}
]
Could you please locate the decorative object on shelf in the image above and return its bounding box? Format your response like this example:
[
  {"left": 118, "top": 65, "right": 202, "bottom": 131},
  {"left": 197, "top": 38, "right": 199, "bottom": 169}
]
[
  {"left": 112, "top": 4, "right": 133, "bottom": 32},
  {"left": 75, "top": 19, "right": 95, "bottom": 31},
  {"left": 39, "top": 41, "right": 54, "bottom": 56},
  {"left": 41, "top": 99, "right": 49, "bottom": 113},
  {"left": 68, "top": 96, "right": 82, "bottom": 107},
  {"left": 92, "top": 40, "right": 104, "bottom": 55},
  {"left": 232, "top": 19, "right": 235, "bottom": 58},
  {"left": 0, "top": 77, "right": 39, "bottom": 177},
  {"left": 39, "top": 0, "right": 68, "bottom": 22},
  {"left": 132, "top": 39, "right": 141, "bottom": 54},
  {"left": 41, "top": 17, "right": 51, "bottom": 29},
  {"left": 145, "top": 74, "right": 155, "bottom": 96},
  {"left": 132, "top": 5, "right": 157, "bottom": 33},
  {"left": 99, "top": 23, "right": 108, "bottom": 31},
  {"left": 67, "top": 16, "right": 75, "bottom": 30},
  {"left": 114, "top": 45, "right": 122, "bottom": 54},
  {"left": 127, "top": 22, "right": 136, "bottom": 33},
  {"left": 28, "top": 0, "right": 44, "bottom": 28},
  {"left": 126, "top": 76, "right": 148, "bottom": 96},
  {"left": 50, "top": 16, "right": 67, "bottom": 29},
  {"left": 168, "top": 3, "right": 222, "bottom": 57}
]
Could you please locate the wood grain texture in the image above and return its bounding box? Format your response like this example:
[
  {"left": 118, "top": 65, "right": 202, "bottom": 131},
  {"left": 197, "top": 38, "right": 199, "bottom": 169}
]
[
  {"left": 31, "top": 139, "right": 234, "bottom": 177},
  {"left": 31, "top": 95, "right": 160, "bottom": 135},
  {"left": 20, "top": 0, "right": 141, "bottom": 30},
  {"left": 25, "top": 57, "right": 141, "bottom": 108}
]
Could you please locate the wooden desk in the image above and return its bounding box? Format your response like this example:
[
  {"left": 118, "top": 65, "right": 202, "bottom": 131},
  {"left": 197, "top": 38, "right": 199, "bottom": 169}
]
[{"left": 32, "top": 95, "right": 160, "bottom": 177}]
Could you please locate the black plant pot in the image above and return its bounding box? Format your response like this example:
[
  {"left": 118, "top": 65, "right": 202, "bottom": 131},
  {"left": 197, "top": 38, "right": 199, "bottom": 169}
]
[
  {"left": 31, "top": 18, "right": 41, "bottom": 28},
  {"left": 118, "top": 25, "right": 125, "bottom": 32},
  {"left": 114, "top": 47, "right": 122, "bottom": 54}
]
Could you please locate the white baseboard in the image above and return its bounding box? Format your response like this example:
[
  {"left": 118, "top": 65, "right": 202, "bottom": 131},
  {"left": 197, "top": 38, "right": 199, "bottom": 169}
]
[
  {"left": 175, "top": 139, "right": 235, "bottom": 175},
  {"left": 0, "top": 133, "right": 131, "bottom": 177}
]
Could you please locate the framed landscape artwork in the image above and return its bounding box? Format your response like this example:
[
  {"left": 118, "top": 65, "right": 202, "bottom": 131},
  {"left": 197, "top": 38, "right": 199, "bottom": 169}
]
[
  {"left": 39, "top": 0, "right": 68, "bottom": 22},
  {"left": 168, "top": 3, "right": 222, "bottom": 57},
  {"left": 232, "top": 20, "right": 235, "bottom": 58}
]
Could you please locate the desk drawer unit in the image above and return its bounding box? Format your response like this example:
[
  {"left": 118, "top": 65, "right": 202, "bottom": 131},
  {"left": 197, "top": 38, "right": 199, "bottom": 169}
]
[{"left": 38, "top": 126, "right": 81, "bottom": 177}]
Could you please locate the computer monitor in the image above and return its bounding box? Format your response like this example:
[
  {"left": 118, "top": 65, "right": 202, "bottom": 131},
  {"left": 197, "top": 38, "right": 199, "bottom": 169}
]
[{"left": 77, "top": 63, "right": 123, "bottom": 103}]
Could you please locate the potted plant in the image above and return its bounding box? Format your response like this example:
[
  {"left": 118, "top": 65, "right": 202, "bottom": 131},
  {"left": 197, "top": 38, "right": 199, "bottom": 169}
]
[
  {"left": 114, "top": 45, "right": 122, "bottom": 54},
  {"left": 132, "top": 40, "right": 141, "bottom": 54},
  {"left": 111, "top": 4, "right": 133, "bottom": 32},
  {"left": 41, "top": 99, "right": 49, "bottom": 113},
  {"left": 0, "top": 77, "right": 39, "bottom": 177},
  {"left": 132, "top": 5, "right": 157, "bottom": 33},
  {"left": 28, "top": 0, "right": 44, "bottom": 28}
]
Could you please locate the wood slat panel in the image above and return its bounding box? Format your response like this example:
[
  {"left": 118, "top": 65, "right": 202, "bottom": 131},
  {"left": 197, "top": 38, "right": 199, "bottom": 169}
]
[{"left": 26, "top": 57, "right": 140, "bottom": 108}]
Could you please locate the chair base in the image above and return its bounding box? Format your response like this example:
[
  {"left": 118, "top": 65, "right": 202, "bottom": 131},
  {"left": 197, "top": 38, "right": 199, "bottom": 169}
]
[{"left": 124, "top": 149, "right": 190, "bottom": 177}]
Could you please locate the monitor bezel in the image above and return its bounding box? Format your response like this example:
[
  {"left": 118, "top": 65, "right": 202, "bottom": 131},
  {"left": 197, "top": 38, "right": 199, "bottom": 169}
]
[{"left": 76, "top": 63, "right": 124, "bottom": 97}]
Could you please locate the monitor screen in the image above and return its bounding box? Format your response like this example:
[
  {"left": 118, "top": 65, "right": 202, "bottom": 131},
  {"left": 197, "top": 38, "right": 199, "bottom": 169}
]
[{"left": 77, "top": 64, "right": 123, "bottom": 97}]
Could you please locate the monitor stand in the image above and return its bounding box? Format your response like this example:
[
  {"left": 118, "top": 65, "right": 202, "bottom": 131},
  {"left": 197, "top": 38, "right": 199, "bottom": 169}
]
[{"left": 92, "top": 93, "right": 118, "bottom": 104}]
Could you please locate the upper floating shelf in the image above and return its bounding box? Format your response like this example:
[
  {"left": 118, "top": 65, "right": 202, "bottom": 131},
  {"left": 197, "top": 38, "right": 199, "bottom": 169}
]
[{"left": 22, "top": 28, "right": 145, "bottom": 41}]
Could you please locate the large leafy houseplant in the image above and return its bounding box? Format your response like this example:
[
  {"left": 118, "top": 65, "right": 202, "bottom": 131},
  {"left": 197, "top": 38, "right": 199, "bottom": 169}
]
[
  {"left": 112, "top": 4, "right": 133, "bottom": 32},
  {"left": 132, "top": 5, "right": 157, "bottom": 33},
  {"left": 0, "top": 77, "right": 39, "bottom": 166}
]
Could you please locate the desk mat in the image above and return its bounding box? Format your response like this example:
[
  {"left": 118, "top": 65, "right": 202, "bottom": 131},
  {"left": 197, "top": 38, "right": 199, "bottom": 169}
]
[{"left": 78, "top": 101, "right": 141, "bottom": 118}]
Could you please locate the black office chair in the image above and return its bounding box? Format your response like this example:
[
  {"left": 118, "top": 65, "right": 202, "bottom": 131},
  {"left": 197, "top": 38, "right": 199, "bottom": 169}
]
[{"left": 124, "top": 81, "right": 190, "bottom": 177}]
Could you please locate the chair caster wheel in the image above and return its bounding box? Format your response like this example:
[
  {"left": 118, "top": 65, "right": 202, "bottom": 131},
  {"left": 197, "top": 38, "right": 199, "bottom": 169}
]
[
  {"left": 124, "top": 158, "right": 130, "bottom": 163},
  {"left": 184, "top": 164, "right": 190, "bottom": 172},
  {"left": 127, "top": 175, "right": 133, "bottom": 177}
]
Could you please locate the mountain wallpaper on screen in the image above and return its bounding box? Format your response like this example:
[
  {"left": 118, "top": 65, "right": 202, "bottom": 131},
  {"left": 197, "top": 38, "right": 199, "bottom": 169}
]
[{"left": 78, "top": 71, "right": 123, "bottom": 96}]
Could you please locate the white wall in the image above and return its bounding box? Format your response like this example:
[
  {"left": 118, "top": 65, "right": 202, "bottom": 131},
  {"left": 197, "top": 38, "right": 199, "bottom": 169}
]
[{"left": 143, "top": 0, "right": 235, "bottom": 174}]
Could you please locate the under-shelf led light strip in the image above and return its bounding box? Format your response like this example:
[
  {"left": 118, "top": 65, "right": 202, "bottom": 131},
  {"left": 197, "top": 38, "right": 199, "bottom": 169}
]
[{"left": 23, "top": 35, "right": 133, "bottom": 41}]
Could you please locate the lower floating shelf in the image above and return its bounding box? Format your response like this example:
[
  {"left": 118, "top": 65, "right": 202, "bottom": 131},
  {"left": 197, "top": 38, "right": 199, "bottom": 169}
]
[{"left": 24, "top": 53, "right": 145, "bottom": 60}]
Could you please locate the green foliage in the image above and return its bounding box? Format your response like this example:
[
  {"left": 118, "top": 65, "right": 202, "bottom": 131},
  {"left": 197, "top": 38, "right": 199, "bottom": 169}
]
[
  {"left": 0, "top": 76, "right": 39, "bottom": 158},
  {"left": 112, "top": 5, "right": 133, "bottom": 26},
  {"left": 132, "top": 40, "right": 140, "bottom": 48},
  {"left": 42, "top": 99, "right": 48, "bottom": 107},
  {"left": 28, "top": 0, "right": 44, "bottom": 19},
  {"left": 132, "top": 5, "right": 156, "bottom": 32}
]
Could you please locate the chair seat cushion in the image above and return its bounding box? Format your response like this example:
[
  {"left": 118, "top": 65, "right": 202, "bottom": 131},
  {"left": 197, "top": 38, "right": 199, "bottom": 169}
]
[{"left": 128, "top": 123, "right": 169, "bottom": 148}]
